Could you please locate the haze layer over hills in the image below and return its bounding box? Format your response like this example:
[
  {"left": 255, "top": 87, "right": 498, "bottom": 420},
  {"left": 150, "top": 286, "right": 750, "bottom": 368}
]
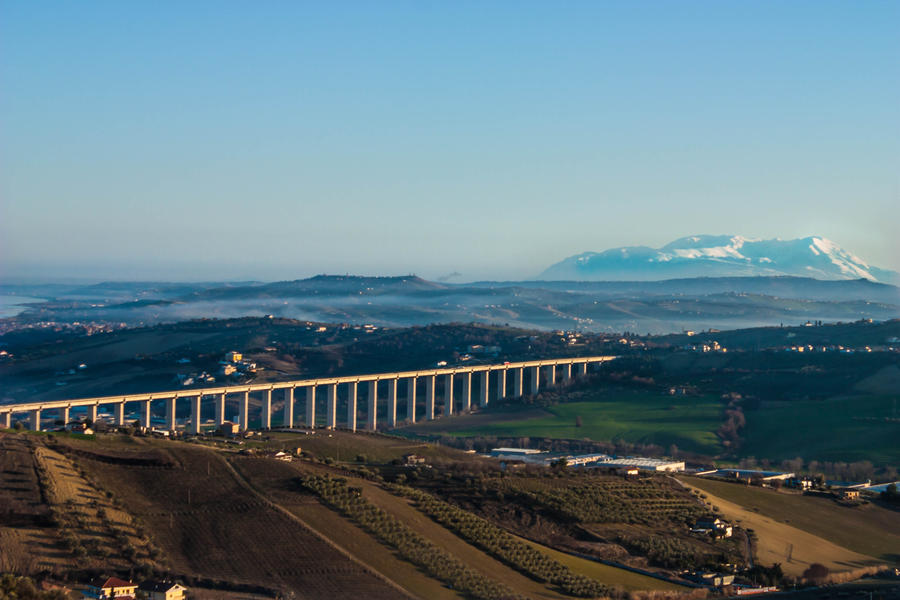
[
  {"left": 540, "top": 235, "right": 899, "bottom": 283},
  {"left": 3, "top": 274, "right": 898, "bottom": 335}
]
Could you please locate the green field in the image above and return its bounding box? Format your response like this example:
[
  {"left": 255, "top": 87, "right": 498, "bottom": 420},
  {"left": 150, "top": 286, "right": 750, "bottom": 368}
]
[
  {"left": 443, "top": 391, "right": 725, "bottom": 455},
  {"left": 740, "top": 394, "right": 900, "bottom": 464}
]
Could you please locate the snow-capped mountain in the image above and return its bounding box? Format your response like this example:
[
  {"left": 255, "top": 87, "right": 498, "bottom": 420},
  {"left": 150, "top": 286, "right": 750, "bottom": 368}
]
[{"left": 539, "top": 235, "right": 899, "bottom": 283}]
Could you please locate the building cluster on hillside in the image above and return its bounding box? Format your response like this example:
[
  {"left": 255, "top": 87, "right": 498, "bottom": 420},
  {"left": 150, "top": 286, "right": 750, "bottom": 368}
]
[
  {"left": 487, "top": 448, "right": 685, "bottom": 472},
  {"left": 81, "top": 576, "right": 186, "bottom": 599},
  {"left": 682, "top": 340, "right": 727, "bottom": 353},
  {"left": 0, "top": 319, "right": 128, "bottom": 337}
]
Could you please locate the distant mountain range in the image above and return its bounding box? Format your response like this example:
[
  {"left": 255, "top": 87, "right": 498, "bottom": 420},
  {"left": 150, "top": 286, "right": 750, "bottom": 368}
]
[{"left": 540, "top": 235, "right": 899, "bottom": 284}]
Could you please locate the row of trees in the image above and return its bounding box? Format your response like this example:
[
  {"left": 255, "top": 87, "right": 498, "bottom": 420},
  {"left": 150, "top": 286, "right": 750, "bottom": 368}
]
[
  {"left": 490, "top": 478, "right": 708, "bottom": 527},
  {"left": 300, "top": 475, "right": 525, "bottom": 600},
  {"left": 390, "top": 484, "right": 614, "bottom": 598}
]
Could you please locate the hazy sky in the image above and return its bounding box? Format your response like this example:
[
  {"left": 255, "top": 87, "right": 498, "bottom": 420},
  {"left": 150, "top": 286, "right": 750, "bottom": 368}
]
[{"left": 2, "top": 1, "right": 898, "bottom": 282}]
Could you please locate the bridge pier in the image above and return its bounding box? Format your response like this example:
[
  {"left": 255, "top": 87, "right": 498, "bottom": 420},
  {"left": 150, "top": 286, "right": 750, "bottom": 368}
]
[
  {"left": 406, "top": 377, "right": 416, "bottom": 423},
  {"left": 1, "top": 411, "right": 10, "bottom": 429},
  {"left": 30, "top": 409, "right": 41, "bottom": 431},
  {"left": 444, "top": 374, "right": 454, "bottom": 416},
  {"left": 480, "top": 371, "right": 490, "bottom": 407},
  {"left": 367, "top": 380, "right": 378, "bottom": 431},
  {"left": 425, "top": 375, "right": 435, "bottom": 420},
  {"left": 262, "top": 389, "right": 272, "bottom": 430},
  {"left": 514, "top": 367, "right": 524, "bottom": 397},
  {"left": 387, "top": 378, "right": 398, "bottom": 427},
  {"left": 461, "top": 372, "right": 472, "bottom": 410},
  {"left": 215, "top": 394, "right": 226, "bottom": 427},
  {"left": 190, "top": 395, "right": 202, "bottom": 435},
  {"left": 529, "top": 366, "right": 540, "bottom": 395},
  {"left": 326, "top": 383, "right": 337, "bottom": 429},
  {"left": 497, "top": 369, "right": 507, "bottom": 399},
  {"left": 166, "top": 397, "right": 177, "bottom": 432},
  {"left": 60, "top": 406, "right": 70, "bottom": 427},
  {"left": 579, "top": 362, "right": 588, "bottom": 376},
  {"left": 239, "top": 392, "right": 249, "bottom": 431},
  {"left": 141, "top": 400, "right": 152, "bottom": 430},
  {"left": 283, "top": 388, "right": 294, "bottom": 428},
  {"left": 306, "top": 386, "right": 316, "bottom": 428},
  {"left": 115, "top": 401, "right": 126, "bottom": 427},
  {"left": 546, "top": 364, "right": 556, "bottom": 386},
  {"left": 347, "top": 382, "right": 358, "bottom": 432},
  {"left": 88, "top": 403, "right": 98, "bottom": 425},
  {"left": 563, "top": 363, "right": 572, "bottom": 381}
]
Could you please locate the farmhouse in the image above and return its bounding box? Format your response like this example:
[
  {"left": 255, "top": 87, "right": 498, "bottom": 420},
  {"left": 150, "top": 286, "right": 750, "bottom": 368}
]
[
  {"left": 137, "top": 581, "right": 187, "bottom": 600},
  {"left": 840, "top": 489, "right": 861, "bottom": 501},
  {"left": 692, "top": 517, "right": 733, "bottom": 538},
  {"left": 82, "top": 576, "right": 137, "bottom": 599},
  {"left": 403, "top": 453, "right": 427, "bottom": 465}
]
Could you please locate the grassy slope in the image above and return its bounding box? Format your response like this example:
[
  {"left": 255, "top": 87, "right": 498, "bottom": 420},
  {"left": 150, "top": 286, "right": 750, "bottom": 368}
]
[
  {"left": 429, "top": 391, "right": 724, "bottom": 455},
  {"left": 678, "top": 479, "right": 880, "bottom": 577},
  {"left": 227, "top": 457, "right": 464, "bottom": 600},
  {"left": 683, "top": 477, "right": 900, "bottom": 563},
  {"left": 518, "top": 539, "right": 686, "bottom": 592},
  {"left": 57, "top": 436, "right": 405, "bottom": 599},
  {"left": 740, "top": 394, "right": 900, "bottom": 464}
]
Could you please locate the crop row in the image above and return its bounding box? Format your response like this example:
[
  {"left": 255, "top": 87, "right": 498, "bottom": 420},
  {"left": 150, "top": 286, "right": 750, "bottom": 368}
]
[
  {"left": 300, "top": 475, "right": 525, "bottom": 600},
  {"left": 390, "top": 484, "right": 614, "bottom": 598}
]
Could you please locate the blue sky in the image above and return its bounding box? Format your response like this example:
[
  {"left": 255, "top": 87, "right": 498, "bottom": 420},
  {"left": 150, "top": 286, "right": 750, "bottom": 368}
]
[{"left": 1, "top": 1, "right": 898, "bottom": 282}]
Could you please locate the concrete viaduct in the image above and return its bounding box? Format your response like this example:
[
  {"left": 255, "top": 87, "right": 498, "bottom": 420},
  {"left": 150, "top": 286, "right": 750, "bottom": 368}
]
[{"left": 0, "top": 356, "right": 616, "bottom": 434}]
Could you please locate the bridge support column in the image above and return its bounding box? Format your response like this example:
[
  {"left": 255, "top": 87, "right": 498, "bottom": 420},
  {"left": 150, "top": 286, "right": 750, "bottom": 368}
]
[
  {"left": 480, "top": 371, "right": 490, "bottom": 407},
  {"left": 166, "top": 397, "right": 177, "bottom": 432},
  {"left": 444, "top": 374, "right": 454, "bottom": 416},
  {"left": 239, "top": 392, "right": 249, "bottom": 431},
  {"left": 497, "top": 369, "right": 507, "bottom": 399},
  {"left": 347, "top": 382, "right": 358, "bottom": 431},
  {"left": 190, "top": 395, "right": 202, "bottom": 435},
  {"left": 546, "top": 365, "right": 556, "bottom": 386},
  {"left": 563, "top": 363, "right": 572, "bottom": 381},
  {"left": 461, "top": 372, "right": 471, "bottom": 410},
  {"left": 30, "top": 409, "right": 41, "bottom": 431},
  {"left": 387, "top": 378, "right": 398, "bottom": 427},
  {"left": 326, "top": 384, "right": 337, "bottom": 429},
  {"left": 514, "top": 367, "right": 524, "bottom": 397},
  {"left": 1, "top": 412, "right": 10, "bottom": 429},
  {"left": 141, "top": 400, "right": 152, "bottom": 430},
  {"left": 367, "top": 380, "right": 377, "bottom": 431},
  {"left": 306, "top": 386, "right": 316, "bottom": 428},
  {"left": 529, "top": 366, "right": 540, "bottom": 395},
  {"left": 283, "top": 388, "right": 294, "bottom": 428},
  {"left": 262, "top": 389, "right": 272, "bottom": 430},
  {"left": 579, "top": 362, "right": 588, "bottom": 376},
  {"left": 88, "top": 403, "right": 98, "bottom": 425},
  {"left": 425, "top": 375, "right": 435, "bottom": 420},
  {"left": 406, "top": 378, "right": 417, "bottom": 423},
  {"left": 115, "top": 402, "right": 126, "bottom": 427},
  {"left": 215, "top": 394, "right": 226, "bottom": 426},
  {"left": 61, "top": 406, "right": 70, "bottom": 427}
]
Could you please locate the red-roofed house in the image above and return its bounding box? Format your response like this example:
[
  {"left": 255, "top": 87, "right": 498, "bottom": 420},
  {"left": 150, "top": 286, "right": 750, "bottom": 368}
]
[{"left": 82, "top": 576, "right": 137, "bottom": 599}]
